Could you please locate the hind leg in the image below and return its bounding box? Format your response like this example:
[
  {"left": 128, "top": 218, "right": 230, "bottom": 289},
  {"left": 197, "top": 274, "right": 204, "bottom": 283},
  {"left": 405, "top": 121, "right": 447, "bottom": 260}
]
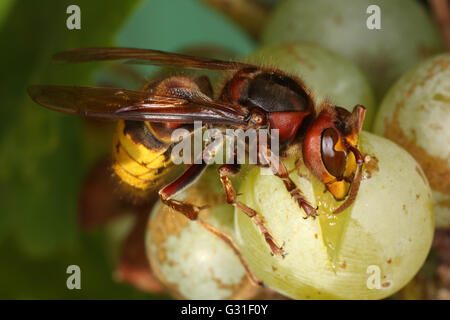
[{"left": 158, "top": 163, "right": 209, "bottom": 220}]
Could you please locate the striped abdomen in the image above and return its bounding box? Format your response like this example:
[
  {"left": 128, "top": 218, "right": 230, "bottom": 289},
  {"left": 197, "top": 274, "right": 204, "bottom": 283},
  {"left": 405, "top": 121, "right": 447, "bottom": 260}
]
[{"left": 112, "top": 120, "right": 174, "bottom": 191}]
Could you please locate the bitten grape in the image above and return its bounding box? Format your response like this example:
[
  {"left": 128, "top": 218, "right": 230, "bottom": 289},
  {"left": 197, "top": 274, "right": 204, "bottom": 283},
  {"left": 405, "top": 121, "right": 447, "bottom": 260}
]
[{"left": 234, "top": 132, "right": 434, "bottom": 299}]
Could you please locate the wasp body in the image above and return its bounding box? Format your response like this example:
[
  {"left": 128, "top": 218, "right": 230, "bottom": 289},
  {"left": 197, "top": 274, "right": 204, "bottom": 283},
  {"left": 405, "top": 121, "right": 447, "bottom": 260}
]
[{"left": 28, "top": 47, "right": 365, "bottom": 256}]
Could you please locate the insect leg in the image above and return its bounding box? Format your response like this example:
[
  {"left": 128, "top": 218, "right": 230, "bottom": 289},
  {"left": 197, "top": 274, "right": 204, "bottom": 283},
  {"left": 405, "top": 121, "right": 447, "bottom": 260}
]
[
  {"left": 158, "top": 163, "right": 208, "bottom": 220},
  {"left": 158, "top": 128, "right": 225, "bottom": 219},
  {"left": 196, "top": 218, "right": 263, "bottom": 286},
  {"left": 218, "top": 163, "right": 287, "bottom": 257},
  {"left": 158, "top": 163, "right": 264, "bottom": 286},
  {"left": 259, "top": 146, "right": 318, "bottom": 219},
  {"left": 159, "top": 140, "right": 264, "bottom": 285}
]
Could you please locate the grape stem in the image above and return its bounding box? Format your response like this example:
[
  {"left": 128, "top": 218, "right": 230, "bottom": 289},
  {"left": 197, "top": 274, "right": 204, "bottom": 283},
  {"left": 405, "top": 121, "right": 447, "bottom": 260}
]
[
  {"left": 429, "top": 0, "right": 450, "bottom": 50},
  {"left": 199, "top": 0, "right": 271, "bottom": 40}
]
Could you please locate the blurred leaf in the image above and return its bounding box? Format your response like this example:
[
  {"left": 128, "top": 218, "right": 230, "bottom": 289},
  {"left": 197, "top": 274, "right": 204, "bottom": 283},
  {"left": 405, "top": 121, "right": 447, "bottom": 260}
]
[
  {"left": 0, "top": 235, "right": 166, "bottom": 299},
  {"left": 0, "top": 0, "right": 142, "bottom": 256},
  {"left": 0, "top": 0, "right": 14, "bottom": 29},
  {"left": 117, "top": 0, "right": 254, "bottom": 54}
]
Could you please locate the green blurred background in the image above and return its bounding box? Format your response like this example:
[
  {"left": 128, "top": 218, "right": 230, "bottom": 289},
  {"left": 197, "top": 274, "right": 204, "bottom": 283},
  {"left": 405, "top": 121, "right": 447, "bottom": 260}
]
[{"left": 0, "top": 0, "right": 254, "bottom": 299}]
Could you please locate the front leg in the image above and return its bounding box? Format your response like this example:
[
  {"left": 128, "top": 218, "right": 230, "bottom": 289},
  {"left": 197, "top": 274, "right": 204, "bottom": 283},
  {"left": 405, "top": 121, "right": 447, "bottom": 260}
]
[
  {"left": 259, "top": 147, "right": 318, "bottom": 219},
  {"left": 218, "top": 164, "right": 287, "bottom": 257}
]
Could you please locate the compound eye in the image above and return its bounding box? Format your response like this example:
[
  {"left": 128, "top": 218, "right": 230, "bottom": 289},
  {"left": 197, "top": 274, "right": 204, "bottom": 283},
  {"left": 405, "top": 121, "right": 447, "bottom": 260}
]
[{"left": 321, "top": 128, "right": 347, "bottom": 178}]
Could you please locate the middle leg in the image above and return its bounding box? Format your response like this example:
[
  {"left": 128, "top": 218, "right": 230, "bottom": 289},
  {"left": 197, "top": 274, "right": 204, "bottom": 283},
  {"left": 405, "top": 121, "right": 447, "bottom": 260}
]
[{"left": 218, "top": 164, "right": 287, "bottom": 257}]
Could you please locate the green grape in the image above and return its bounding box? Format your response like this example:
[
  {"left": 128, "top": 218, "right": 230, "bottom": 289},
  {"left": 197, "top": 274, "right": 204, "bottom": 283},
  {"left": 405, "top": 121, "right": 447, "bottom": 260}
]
[
  {"left": 374, "top": 53, "right": 450, "bottom": 229},
  {"left": 262, "top": 0, "right": 443, "bottom": 98},
  {"left": 246, "top": 42, "right": 376, "bottom": 129},
  {"left": 145, "top": 170, "right": 260, "bottom": 300},
  {"left": 234, "top": 132, "right": 434, "bottom": 299}
]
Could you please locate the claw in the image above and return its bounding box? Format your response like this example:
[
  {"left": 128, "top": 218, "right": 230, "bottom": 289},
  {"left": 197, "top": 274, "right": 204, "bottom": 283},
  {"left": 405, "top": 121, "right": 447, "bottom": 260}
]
[
  {"left": 280, "top": 241, "right": 288, "bottom": 258},
  {"left": 302, "top": 203, "right": 319, "bottom": 219},
  {"left": 269, "top": 240, "right": 288, "bottom": 258}
]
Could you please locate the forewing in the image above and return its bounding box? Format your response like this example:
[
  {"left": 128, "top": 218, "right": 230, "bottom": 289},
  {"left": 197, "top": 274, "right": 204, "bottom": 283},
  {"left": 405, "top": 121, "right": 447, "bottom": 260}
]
[
  {"left": 28, "top": 85, "right": 148, "bottom": 115},
  {"left": 28, "top": 85, "right": 248, "bottom": 125},
  {"left": 53, "top": 47, "right": 254, "bottom": 70}
]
